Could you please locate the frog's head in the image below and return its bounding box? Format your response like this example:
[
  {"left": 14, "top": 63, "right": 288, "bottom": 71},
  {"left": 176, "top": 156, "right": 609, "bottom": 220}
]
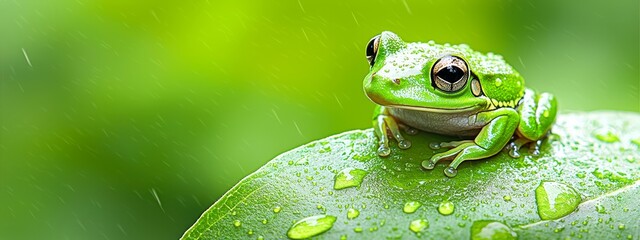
[{"left": 363, "top": 31, "right": 489, "bottom": 112}]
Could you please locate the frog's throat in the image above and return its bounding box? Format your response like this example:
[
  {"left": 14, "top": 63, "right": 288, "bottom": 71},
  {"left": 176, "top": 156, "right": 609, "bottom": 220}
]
[{"left": 386, "top": 104, "right": 482, "bottom": 113}]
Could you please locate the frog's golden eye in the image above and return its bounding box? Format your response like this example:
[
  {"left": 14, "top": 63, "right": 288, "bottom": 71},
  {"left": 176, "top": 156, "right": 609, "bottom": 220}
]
[
  {"left": 366, "top": 35, "right": 380, "bottom": 67},
  {"left": 431, "top": 55, "right": 469, "bottom": 92}
]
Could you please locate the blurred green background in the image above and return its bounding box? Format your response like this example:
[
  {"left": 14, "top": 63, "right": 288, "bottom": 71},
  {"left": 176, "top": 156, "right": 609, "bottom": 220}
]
[{"left": 1, "top": 0, "right": 638, "bottom": 239}]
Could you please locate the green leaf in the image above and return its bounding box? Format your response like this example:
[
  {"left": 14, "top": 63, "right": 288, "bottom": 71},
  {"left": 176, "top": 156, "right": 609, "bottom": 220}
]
[{"left": 182, "top": 112, "right": 640, "bottom": 239}]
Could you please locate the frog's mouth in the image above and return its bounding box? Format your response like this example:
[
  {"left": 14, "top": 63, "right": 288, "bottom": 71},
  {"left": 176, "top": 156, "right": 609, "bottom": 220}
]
[
  {"left": 365, "top": 90, "right": 489, "bottom": 113},
  {"left": 387, "top": 104, "right": 482, "bottom": 113}
]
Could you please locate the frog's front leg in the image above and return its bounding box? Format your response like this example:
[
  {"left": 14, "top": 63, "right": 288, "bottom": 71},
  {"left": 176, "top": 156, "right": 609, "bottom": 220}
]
[
  {"left": 421, "top": 108, "right": 519, "bottom": 177},
  {"left": 509, "top": 89, "right": 558, "bottom": 157},
  {"left": 373, "top": 106, "right": 411, "bottom": 156}
]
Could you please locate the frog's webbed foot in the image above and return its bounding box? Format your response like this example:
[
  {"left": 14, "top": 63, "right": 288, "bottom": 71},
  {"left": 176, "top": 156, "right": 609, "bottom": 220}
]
[
  {"left": 506, "top": 138, "right": 530, "bottom": 158},
  {"left": 506, "top": 137, "right": 544, "bottom": 158},
  {"left": 529, "top": 139, "right": 542, "bottom": 156},
  {"left": 374, "top": 115, "right": 411, "bottom": 157}
]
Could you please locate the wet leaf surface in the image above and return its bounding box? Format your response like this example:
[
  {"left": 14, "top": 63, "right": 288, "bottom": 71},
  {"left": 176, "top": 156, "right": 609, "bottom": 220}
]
[{"left": 182, "top": 112, "right": 640, "bottom": 239}]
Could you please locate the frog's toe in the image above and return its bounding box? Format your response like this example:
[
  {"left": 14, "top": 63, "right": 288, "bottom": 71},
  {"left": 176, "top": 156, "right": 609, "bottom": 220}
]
[
  {"left": 506, "top": 138, "right": 530, "bottom": 158},
  {"left": 435, "top": 140, "right": 475, "bottom": 149},
  {"left": 421, "top": 160, "right": 436, "bottom": 170},
  {"left": 398, "top": 139, "right": 411, "bottom": 149},
  {"left": 529, "top": 140, "right": 542, "bottom": 156},
  {"left": 508, "top": 147, "right": 521, "bottom": 158},
  {"left": 444, "top": 167, "right": 458, "bottom": 178},
  {"left": 405, "top": 127, "right": 418, "bottom": 135},
  {"left": 507, "top": 142, "right": 521, "bottom": 158},
  {"left": 377, "top": 145, "right": 391, "bottom": 157}
]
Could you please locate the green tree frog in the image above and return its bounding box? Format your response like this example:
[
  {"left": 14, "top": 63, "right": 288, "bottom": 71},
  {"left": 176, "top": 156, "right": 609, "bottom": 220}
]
[{"left": 363, "top": 31, "right": 557, "bottom": 177}]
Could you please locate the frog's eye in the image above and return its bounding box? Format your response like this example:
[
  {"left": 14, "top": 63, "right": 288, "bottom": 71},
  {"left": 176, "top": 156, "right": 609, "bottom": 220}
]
[
  {"left": 366, "top": 35, "right": 381, "bottom": 67},
  {"left": 431, "top": 55, "right": 469, "bottom": 92}
]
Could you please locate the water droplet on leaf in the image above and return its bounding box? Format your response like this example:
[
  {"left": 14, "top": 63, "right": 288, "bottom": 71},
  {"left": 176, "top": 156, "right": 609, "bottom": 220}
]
[
  {"left": 535, "top": 181, "right": 581, "bottom": 220},
  {"left": 438, "top": 201, "right": 455, "bottom": 215},
  {"left": 334, "top": 168, "right": 368, "bottom": 190},
  {"left": 273, "top": 206, "right": 282, "bottom": 213},
  {"left": 409, "top": 219, "right": 429, "bottom": 233},
  {"left": 347, "top": 208, "right": 360, "bottom": 219},
  {"left": 594, "top": 128, "right": 619, "bottom": 143},
  {"left": 595, "top": 205, "right": 606, "bottom": 213},
  {"left": 403, "top": 201, "right": 422, "bottom": 213},
  {"left": 470, "top": 220, "right": 517, "bottom": 240},
  {"left": 286, "top": 215, "right": 337, "bottom": 239}
]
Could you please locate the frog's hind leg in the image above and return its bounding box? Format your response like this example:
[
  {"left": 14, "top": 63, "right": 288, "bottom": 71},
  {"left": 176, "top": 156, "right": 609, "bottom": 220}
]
[
  {"left": 422, "top": 108, "right": 519, "bottom": 177},
  {"left": 442, "top": 145, "right": 501, "bottom": 177},
  {"left": 429, "top": 140, "right": 474, "bottom": 150},
  {"left": 422, "top": 142, "right": 475, "bottom": 169}
]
